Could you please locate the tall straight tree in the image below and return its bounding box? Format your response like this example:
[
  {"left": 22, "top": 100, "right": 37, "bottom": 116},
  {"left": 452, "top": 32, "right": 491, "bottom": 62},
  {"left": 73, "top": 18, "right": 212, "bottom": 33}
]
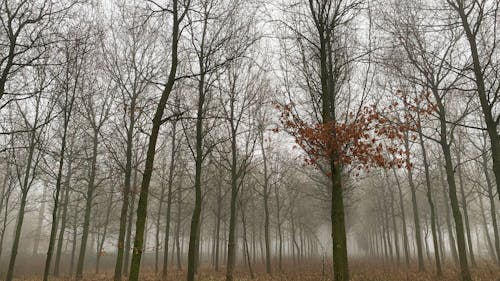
[
  {"left": 217, "top": 44, "right": 261, "bottom": 281},
  {"left": 162, "top": 94, "right": 182, "bottom": 280},
  {"left": 42, "top": 26, "right": 89, "bottom": 281},
  {"left": 128, "top": 1, "right": 190, "bottom": 280},
  {"left": 104, "top": 3, "right": 161, "bottom": 280},
  {"left": 75, "top": 42, "right": 113, "bottom": 280},
  {"left": 184, "top": 0, "right": 254, "bottom": 280},
  {"left": 446, "top": 0, "right": 500, "bottom": 201},
  {"left": 5, "top": 64, "right": 56, "bottom": 281},
  {"left": 381, "top": 1, "right": 473, "bottom": 278},
  {"left": 279, "top": 1, "right": 365, "bottom": 280}
]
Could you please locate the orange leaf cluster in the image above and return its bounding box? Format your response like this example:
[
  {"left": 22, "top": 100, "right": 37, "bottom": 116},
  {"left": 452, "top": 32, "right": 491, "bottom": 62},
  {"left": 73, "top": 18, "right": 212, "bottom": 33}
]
[{"left": 276, "top": 103, "right": 411, "bottom": 173}]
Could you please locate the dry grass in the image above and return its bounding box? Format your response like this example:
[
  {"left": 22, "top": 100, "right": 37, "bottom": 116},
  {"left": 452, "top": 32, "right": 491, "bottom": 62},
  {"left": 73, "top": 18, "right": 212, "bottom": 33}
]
[{"left": 9, "top": 259, "right": 500, "bottom": 281}]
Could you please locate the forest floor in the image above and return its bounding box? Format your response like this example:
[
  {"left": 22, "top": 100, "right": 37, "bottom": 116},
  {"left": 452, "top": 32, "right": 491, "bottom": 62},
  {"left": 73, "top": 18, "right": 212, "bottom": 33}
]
[{"left": 9, "top": 259, "right": 500, "bottom": 281}]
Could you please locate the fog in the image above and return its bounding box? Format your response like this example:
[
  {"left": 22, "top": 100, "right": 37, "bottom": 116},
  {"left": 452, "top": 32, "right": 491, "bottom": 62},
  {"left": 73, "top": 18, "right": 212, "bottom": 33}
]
[{"left": 1, "top": 0, "right": 500, "bottom": 281}]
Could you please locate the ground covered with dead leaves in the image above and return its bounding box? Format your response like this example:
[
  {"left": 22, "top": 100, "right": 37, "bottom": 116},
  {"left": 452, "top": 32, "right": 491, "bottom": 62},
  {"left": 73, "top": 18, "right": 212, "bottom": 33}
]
[{"left": 10, "top": 260, "right": 500, "bottom": 281}]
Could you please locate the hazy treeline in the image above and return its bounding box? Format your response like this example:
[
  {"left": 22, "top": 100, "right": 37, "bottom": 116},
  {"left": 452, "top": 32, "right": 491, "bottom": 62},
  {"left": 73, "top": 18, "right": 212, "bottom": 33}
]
[{"left": 0, "top": 1, "right": 499, "bottom": 281}]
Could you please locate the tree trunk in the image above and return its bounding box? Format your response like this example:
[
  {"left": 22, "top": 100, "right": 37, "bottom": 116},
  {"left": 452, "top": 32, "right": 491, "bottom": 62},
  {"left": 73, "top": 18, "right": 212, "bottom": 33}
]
[
  {"left": 331, "top": 162, "right": 348, "bottom": 281},
  {"left": 176, "top": 182, "right": 183, "bottom": 270},
  {"left": 240, "top": 200, "right": 255, "bottom": 279},
  {"left": 69, "top": 200, "right": 79, "bottom": 275},
  {"left": 54, "top": 157, "right": 73, "bottom": 276},
  {"left": 404, "top": 134, "right": 425, "bottom": 271},
  {"left": 393, "top": 169, "right": 410, "bottom": 267},
  {"left": 275, "top": 183, "right": 283, "bottom": 271},
  {"left": 387, "top": 178, "right": 400, "bottom": 264},
  {"left": 417, "top": 117, "right": 442, "bottom": 275},
  {"left": 162, "top": 119, "right": 177, "bottom": 280},
  {"left": 481, "top": 146, "right": 500, "bottom": 264},
  {"left": 260, "top": 130, "right": 272, "bottom": 274},
  {"left": 128, "top": 1, "right": 184, "bottom": 279},
  {"left": 114, "top": 92, "right": 137, "bottom": 281},
  {"left": 456, "top": 141, "right": 476, "bottom": 266},
  {"left": 6, "top": 192, "right": 29, "bottom": 281},
  {"left": 76, "top": 129, "right": 99, "bottom": 280},
  {"left": 215, "top": 183, "right": 222, "bottom": 272},
  {"left": 44, "top": 90, "right": 76, "bottom": 280},
  {"left": 439, "top": 158, "right": 459, "bottom": 264},
  {"left": 449, "top": 0, "right": 500, "bottom": 202},
  {"left": 96, "top": 186, "right": 113, "bottom": 274},
  {"left": 0, "top": 167, "right": 13, "bottom": 265},
  {"left": 226, "top": 110, "right": 241, "bottom": 281},
  {"left": 33, "top": 184, "right": 47, "bottom": 256},
  {"left": 6, "top": 115, "right": 39, "bottom": 281},
  {"left": 187, "top": 16, "right": 207, "bottom": 280},
  {"left": 436, "top": 97, "right": 472, "bottom": 281},
  {"left": 124, "top": 167, "right": 138, "bottom": 275},
  {"left": 479, "top": 196, "right": 496, "bottom": 261}
]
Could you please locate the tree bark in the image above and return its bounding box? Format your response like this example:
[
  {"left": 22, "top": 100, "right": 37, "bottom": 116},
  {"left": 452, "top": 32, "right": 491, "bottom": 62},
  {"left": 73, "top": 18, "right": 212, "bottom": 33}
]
[
  {"left": 128, "top": 2, "right": 186, "bottom": 280},
  {"left": 162, "top": 119, "right": 177, "bottom": 280},
  {"left": 435, "top": 96, "right": 472, "bottom": 281},
  {"left": 417, "top": 115, "right": 442, "bottom": 275},
  {"left": 54, "top": 157, "right": 73, "bottom": 276},
  {"left": 260, "top": 129, "right": 272, "bottom": 274},
  {"left": 240, "top": 199, "right": 255, "bottom": 279},
  {"left": 456, "top": 145, "right": 476, "bottom": 266},
  {"left": 6, "top": 105, "right": 40, "bottom": 281},
  {"left": 114, "top": 90, "right": 137, "bottom": 281},
  {"left": 75, "top": 128, "right": 99, "bottom": 280},
  {"left": 33, "top": 185, "right": 47, "bottom": 256},
  {"left": 404, "top": 134, "right": 425, "bottom": 271},
  {"left": 448, "top": 0, "right": 500, "bottom": 202},
  {"left": 393, "top": 169, "right": 410, "bottom": 267},
  {"left": 481, "top": 145, "right": 500, "bottom": 264}
]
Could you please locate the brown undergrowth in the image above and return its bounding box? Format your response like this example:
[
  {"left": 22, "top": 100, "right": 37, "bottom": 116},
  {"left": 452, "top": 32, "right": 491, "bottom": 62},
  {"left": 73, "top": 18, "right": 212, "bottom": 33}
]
[{"left": 10, "top": 260, "right": 500, "bottom": 281}]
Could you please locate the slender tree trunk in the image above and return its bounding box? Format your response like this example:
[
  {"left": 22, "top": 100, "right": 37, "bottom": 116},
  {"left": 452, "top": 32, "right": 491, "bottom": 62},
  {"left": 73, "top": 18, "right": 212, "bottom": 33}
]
[
  {"left": 54, "top": 158, "right": 73, "bottom": 276},
  {"left": 439, "top": 158, "right": 459, "bottom": 264},
  {"left": 275, "top": 184, "right": 283, "bottom": 271},
  {"left": 417, "top": 117, "right": 442, "bottom": 275},
  {"left": 114, "top": 94, "right": 137, "bottom": 281},
  {"left": 481, "top": 147, "right": 500, "bottom": 264},
  {"left": 96, "top": 186, "right": 113, "bottom": 274},
  {"left": 0, "top": 168, "right": 12, "bottom": 265},
  {"left": 215, "top": 183, "right": 221, "bottom": 272},
  {"left": 479, "top": 196, "right": 496, "bottom": 261},
  {"left": 260, "top": 130, "right": 272, "bottom": 274},
  {"left": 226, "top": 112, "right": 241, "bottom": 281},
  {"left": 124, "top": 168, "right": 138, "bottom": 275},
  {"left": 187, "top": 23, "right": 207, "bottom": 281},
  {"left": 6, "top": 192, "right": 28, "bottom": 281},
  {"left": 449, "top": 0, "right": 500, "bottom": 202},
  {"left": 6, "top": 119, "right": 39, "bottom": 281},
  {"left": 33, "top": 185, "right": 47, "bottom": 256},
  {"left": 162, "top": 119, "right": 177, "bottom": 280},
  {"left": 404, "top": 134, "right": 425, "bottom": 271},
  {"left": 70, "top": 200, "right": 79, "bottom": 275},
  {"left": 44, "top": 92, "right": 76, "bottom": 280},
  {"left": 331, "top": 162, "right": 348, "bottom": 281},
  {"left": 383, "top": 193, "right": 394, "bottom": 263},
  {"left": 435, "top": 97, "right": 472, "bottom": 281},
  {"left": 393, "top": 169, "right": 410, "bottom": 267},
  {"left": 240, "top": 200, "right": 255, "bottom": 279},
  {"left": 388, "top": 180, "right": 400, "bottom": 264},
  {"left": 176, "top": 183, "right": 182, "bottom": 270},
  {"left": 128, "top": 2, "right": 184, "bottom": 280},
  {"left": 456, "top": 143, "right": 476, "bottom": 266},
  {"left": 76, "top": 129, "right": 99, "bottom": 280},
  {"left": 155, "top": 194, "right": 164, "bottom": 274}
]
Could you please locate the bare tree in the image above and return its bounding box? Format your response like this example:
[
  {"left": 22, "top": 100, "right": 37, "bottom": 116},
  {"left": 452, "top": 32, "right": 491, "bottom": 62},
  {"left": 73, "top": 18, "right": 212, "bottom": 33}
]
[{"left": 127, "top": 1, "right": 190, "bottom": 280}]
